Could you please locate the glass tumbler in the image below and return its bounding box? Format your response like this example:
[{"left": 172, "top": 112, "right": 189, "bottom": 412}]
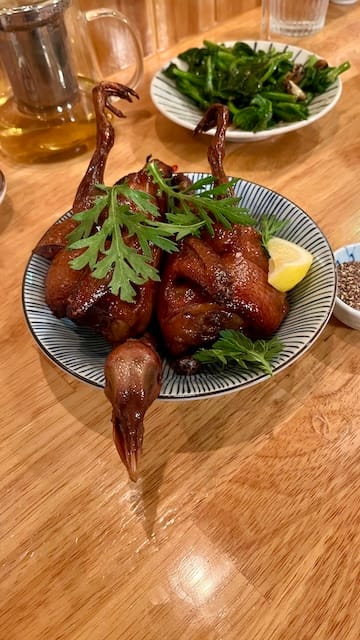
[{"left": 264, "top": 0, "right": 330, "bottom": 37}]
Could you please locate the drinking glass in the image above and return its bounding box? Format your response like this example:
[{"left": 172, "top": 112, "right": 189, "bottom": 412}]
[{"left": 262, "top": 0, "right": 330, "bottom": 37}]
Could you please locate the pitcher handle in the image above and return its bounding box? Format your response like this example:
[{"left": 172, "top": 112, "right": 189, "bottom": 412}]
[{"left": 84, "top": 8, "right": 144, "bottom": 89}]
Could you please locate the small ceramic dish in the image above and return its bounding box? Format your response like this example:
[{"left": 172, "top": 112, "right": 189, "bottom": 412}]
[{"left": 333, "top": 243, "right": 360, "bottom": 330}]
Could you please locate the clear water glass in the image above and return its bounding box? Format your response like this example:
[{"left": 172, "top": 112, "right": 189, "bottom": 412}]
[{"left": 267, "top": 0, "right": 330, "bottom": 36}]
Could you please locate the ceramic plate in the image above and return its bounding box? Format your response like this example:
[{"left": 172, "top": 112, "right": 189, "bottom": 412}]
[
  {"left": 22, "top": 173, "right": 336, "bottom": 399},
  {"left": 150, "top": 40, "right": 342, "bottom": 142}
]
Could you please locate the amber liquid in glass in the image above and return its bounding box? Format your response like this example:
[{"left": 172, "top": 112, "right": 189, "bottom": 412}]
[{"left": 0, "top": 78, "right": 97, "bottom": 163}]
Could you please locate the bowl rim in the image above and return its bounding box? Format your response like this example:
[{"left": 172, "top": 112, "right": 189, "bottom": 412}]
[
  {"left": 334, "top": 294, "right": 360, "bottom": 316},
  {"left": 333, "top": 241, "right": 360, "bottom": 255}
]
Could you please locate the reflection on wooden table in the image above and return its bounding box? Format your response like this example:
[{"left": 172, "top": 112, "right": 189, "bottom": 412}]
[{"left": 0, "top": 3, "right": 360, "bottom": 640}]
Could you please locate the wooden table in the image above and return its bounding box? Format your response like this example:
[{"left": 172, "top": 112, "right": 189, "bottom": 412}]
[{"left": 1, "top": 4, "right": 359, "bottom": 639}]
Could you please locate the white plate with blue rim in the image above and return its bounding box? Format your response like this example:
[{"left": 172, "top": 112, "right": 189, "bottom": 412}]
[
  {"left": 150, "top": 40, "right": 343, "bottom": 142},
  {"left": 22, "top": 173, "right": 337, "bottom": 400}
]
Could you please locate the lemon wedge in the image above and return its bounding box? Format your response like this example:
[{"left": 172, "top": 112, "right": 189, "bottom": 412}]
[{"left": 267, "top": 237, "right": 313, "bottom": 292}]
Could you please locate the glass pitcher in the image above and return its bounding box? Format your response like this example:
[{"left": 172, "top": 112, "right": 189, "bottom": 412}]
[{"left": 0, "top": 0, "right": 143, "bottom": 163}]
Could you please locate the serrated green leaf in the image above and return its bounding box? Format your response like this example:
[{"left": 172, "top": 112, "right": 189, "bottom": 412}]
[
  {"left": 193, "top": 329, "right": 283, "bottom": 376},
  {"left": 259, "top": 215, "right": 288, "bottom": 251},
  {"left": 68, "top": 196, "right": 108, "bottom": 243},
  {"left": 146, "top": 161, "right": 257, "bottom": 234},
  {"left": 66, "top": 160, "right": 259, "bottom": 303}
]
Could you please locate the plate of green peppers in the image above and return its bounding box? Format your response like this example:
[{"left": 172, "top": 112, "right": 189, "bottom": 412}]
[{"left": 150, "top": 40, "right": 350, "bottom": 141}]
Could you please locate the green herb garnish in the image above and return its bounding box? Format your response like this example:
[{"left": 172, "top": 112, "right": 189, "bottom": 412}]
[
  {"left": 193, "top": 329, "right": 283, "bottom": 376},
  {"left": 66, "top": 161, "right": 290, "bottom": 304},
  {"left": 67, "top": 183, "right": 204, "bottom": 302},
  {"left": 66, "top": 163, "right": 256, "bottom": 302},
  {"left": 259, "top": 215, "right": 288, "bottom": 251},
  {"left": 146, "top": 161, "right": 256, "bottom": 235}
]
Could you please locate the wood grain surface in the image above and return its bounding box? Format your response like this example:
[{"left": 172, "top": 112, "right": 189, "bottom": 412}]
[{"left": 1, "top": 4, "right": 359, "bottom": 639}]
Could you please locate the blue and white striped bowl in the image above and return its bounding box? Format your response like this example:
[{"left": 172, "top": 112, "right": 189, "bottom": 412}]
[
  {"left": 333, "top": 243, "right": 360, "bottom": 330},
  {"left": 22, "top": 174, "right": 336, "bottom": 400},
  {"left": 150, "top": 40, "right": 343, "bottom": 142}
]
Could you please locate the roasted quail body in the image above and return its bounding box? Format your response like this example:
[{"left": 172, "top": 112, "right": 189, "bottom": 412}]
[
  {"left": 157, "top": 105, "right": 287, "bottom": 368},
  {"left": 33, "top": 83, "right": 171, "bottom": 481},
  {"left": 33, "top": 88, "right": 288, "bottom": 482}
]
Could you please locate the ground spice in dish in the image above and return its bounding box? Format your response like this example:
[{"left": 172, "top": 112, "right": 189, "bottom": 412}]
[{"left": 337, "top": 261, "right": 360, "bottom": 310}]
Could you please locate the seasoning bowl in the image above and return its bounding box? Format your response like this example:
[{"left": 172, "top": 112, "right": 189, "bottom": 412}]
[{"left": 333, "top": 243, "right": 360, "bottom": 330}]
